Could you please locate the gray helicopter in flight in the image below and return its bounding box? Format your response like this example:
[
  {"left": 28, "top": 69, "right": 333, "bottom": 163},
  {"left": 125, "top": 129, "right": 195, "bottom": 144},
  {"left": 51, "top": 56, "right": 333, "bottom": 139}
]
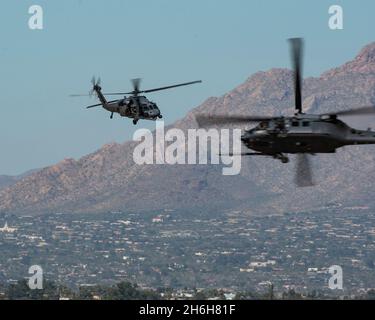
[
  {"left": 72, "top": 77, "right": 202, "bottom": 125},
  {"left": 196, "top": 38, "right": 375, "bottom": 187}
]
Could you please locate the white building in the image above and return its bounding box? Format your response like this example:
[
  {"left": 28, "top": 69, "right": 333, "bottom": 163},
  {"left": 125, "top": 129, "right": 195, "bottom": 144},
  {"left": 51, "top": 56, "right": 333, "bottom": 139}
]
[{"left": 0, "top": 222, "right": 17, "bottom": 233}]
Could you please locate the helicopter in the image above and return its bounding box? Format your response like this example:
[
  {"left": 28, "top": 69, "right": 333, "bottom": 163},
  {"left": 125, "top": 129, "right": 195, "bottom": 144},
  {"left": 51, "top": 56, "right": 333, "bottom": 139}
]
[
  {"left": 72, "top": 77, "right": 202, "bottom": 125},
  {"left": 195, "top": 38, "right": 375, "bottom": 187}
]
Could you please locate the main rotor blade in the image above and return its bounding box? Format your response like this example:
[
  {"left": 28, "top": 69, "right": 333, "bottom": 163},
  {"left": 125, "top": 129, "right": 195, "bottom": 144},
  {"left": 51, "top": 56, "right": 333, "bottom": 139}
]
[
  {"left": 70, "top": 94, "right": 91, "bottom": 97},
  {"left": 295, "top": 153, "right": 314, "bottom": 187},
  {"left": 322, "top": 105, "right": 375, "bottom": 117},
  {"left": 195, "top": 114, "right": 275, "bottom": 127},
  {"left": 143, "top": 80, "right": 202, "bottom": 94},
  {"left": 86, "top": 100, "right": 119, "bottom": 109},
  {"left": 289, "top": 38, "right": 304, "bottom": 114},
  {"left": 101, "top": 80, "right": 202, "bottom": 96},
  {"left": 100, "top": 92, "right": 134, "bottom": 96}
]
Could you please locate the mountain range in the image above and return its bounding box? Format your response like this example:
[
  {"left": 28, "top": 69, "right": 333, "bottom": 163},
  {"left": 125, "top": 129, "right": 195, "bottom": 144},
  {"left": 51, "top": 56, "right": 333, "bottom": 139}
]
[
  {"left": 0, "top": 169, "right": 39, "bottom": 191},
  {"left": 1, "top": 42, "right": 375, "bottom": 215}
]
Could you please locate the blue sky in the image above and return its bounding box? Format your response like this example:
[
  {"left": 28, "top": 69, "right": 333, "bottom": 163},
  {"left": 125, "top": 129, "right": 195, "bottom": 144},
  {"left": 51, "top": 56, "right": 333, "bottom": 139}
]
[{"left": 0, "top": 0, "right": 374, "bottom": 175}]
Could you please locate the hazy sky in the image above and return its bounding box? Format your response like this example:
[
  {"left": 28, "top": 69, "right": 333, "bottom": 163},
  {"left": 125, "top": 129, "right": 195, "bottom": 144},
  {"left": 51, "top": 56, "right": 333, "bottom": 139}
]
[{"left": 0, "top": 0, "right": 374, "bottom": 175}]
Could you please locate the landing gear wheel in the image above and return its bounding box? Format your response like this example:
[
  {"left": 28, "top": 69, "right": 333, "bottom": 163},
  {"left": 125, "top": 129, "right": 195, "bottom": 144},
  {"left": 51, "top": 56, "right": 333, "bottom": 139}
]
[
  {"left": 133, "top": 119, "right": 138, "bottom": 125},
  {"left": 158, "top": 114, "right": 163, "bottom": 119},
  {"left": 274, "top": 153, "right": 289, "bottom": 164}
]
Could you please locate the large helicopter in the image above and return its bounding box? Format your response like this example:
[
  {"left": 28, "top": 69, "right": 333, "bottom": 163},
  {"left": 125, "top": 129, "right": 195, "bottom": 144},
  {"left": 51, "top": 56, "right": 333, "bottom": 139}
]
[
  {"left": 72, "top": 77, "right": 202, "bottom": 125},
  {"left": 196, "top": 38, "right": 375, "bottom": 187}
]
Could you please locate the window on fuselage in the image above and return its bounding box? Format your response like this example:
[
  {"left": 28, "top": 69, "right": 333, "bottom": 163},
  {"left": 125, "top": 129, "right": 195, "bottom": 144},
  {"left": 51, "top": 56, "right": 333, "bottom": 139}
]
[
  {"left": 302, "top": 121, "right": 310, "bottom": 127},
  {"left": 292, "top": 121, "right": 299, "bottom": 127}
]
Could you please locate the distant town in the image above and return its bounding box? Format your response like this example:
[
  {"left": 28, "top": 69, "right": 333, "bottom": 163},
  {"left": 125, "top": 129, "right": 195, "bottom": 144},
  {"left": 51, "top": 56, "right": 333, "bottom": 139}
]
[{"left": 1, "top": 205, "right": 375, "bottom": 299}]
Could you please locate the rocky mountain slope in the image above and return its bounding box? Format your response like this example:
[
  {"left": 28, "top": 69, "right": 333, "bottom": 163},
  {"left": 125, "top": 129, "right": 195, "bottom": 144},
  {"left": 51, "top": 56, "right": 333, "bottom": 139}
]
[
  {"left": 1, "top": 42, "right": 375, "bottom": 215},
  {"left": 0, "top": 169, "right": 40, "bottom": 191},
  {"left": 0, "top": 176, "right": 17, "bottom": 190}
]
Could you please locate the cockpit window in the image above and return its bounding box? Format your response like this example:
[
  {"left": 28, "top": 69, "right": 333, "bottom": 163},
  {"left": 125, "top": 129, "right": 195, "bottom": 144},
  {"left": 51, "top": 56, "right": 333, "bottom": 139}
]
[{"left": 138, "top": 96, "right": 147, "bottom": 103}]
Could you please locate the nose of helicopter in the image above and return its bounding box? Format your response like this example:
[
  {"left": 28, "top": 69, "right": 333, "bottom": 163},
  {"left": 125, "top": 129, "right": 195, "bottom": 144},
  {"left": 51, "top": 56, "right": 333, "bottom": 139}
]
[
  {"left": 241, "top": 131, "right": 252, "bottom": 141},
  {"left": 148, "top": 104, "right": 161, "bottom": 117},
  {"left": 154, "top": 105, "right": 161, "bottom": 116}
]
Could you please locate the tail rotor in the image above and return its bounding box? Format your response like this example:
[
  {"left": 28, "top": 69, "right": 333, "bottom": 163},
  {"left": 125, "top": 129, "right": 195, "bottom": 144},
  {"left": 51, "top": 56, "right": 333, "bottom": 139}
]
[{"left": 90, "top": 76, "right": 102, "bottom": 97}]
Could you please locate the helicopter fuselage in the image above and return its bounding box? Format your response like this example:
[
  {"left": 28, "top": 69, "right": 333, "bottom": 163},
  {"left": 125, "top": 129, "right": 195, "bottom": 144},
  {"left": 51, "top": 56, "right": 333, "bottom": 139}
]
[
  {"left": 104, "top": 96, "right": 162, "bottom": 121},
  {"left": 241, "top": 114, "right": 375, "bottom": 155}
]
